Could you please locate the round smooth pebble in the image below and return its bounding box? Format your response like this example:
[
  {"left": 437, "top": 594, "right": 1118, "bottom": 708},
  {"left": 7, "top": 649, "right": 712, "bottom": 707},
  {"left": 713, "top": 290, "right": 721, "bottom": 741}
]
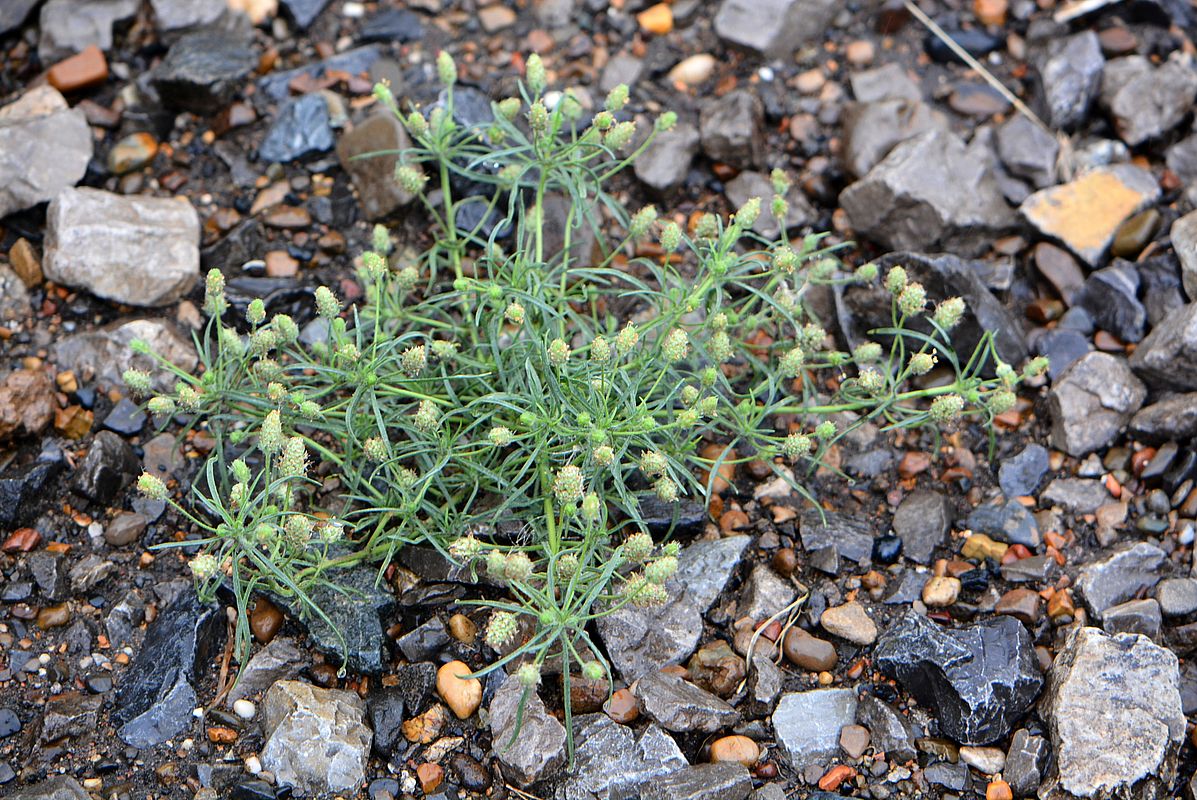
[
  {"left": 922, "top": 576, "right": 961, "bottom": 607},
  {"left": 839, "top": 724, "right": 870, "bottom": 759},
  {"left": 669, "top": 54, "right": 716, "bottom": 86},
  {"left": 437, "top": 660, "right": 482, "bottom": 720},
  {"left": 820, "top": 601, "right": 878, "bottom": 646},
  {"left": 709, "top": 734, "right": 760, "bottom": 766},
  {"left": 245, "top": 755, "right": 262, "bottom": 775},
  {"left": 844, "top": 40, "right": 875, "bottom": 66},
  {"left": 782, "top": 628, "right": 838, "bottom": 672},
  {"left": 960, "top": 745, "right": 1005, "bottom": 774},
  {"left": 233, "top": 699, "right": 256, "bottom": 720}
]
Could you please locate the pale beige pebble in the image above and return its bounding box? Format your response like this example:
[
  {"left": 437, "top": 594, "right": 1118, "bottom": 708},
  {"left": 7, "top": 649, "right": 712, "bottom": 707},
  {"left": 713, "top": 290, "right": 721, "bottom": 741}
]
[
  {"left": 922, "top": 576, "right": 962, "bottom": 607},
  {"left": 437, "top": 660, "right": 482, "bottom": 719},
  {"left": 960, "top": 744, "right": 1006, "bottom": 774},
  {"left": 845, "top": 40, "right": 875, "bottom": 66},
  {"left": 227, "top": 0, "right": 277, "bottom": 24},
  {"left": 820, "top": 601, "right": 878, "bottom": 645},
  {"left": 668, "top": 54, "right": 716, "bottom": 86},
  {"left": 709, "top": 734, "right": 760, "bottom": 766},
  {"left": 839, "top": 724, "right": 871, "bottom": 759},
  {"left": 795, "top": 68, "right": 826, "bottom": 94},
  {"left": 478, "top": 5, "right": 517, "bottom": 32}
]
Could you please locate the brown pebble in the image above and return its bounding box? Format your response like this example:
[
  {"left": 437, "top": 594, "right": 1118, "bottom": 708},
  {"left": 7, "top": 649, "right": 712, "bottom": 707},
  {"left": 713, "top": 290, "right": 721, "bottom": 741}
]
[
  {"left": 8, "top": 239, "right": 43, "bottom": 287},
  {"left": 448, "top": 613, "right": 476, "bottom": 644},
  {"left": 782, "top": 628, "right": 838, "bottom": 672},
  {"left": 309, "top": 662, "right": 338, "bottom": 688},
  {"left": 250, "top": 597, "right": 284, "bottom": 643},
  {"left": 709, "top": 734, "right": 760, "bottom": 766},
  {"left": 47, "top": 45, "right": 108, "bottom": 92},
  {"left": 605, "top": 687, "right": 639, "bottom": 724},
  {"left": 207, "top": 726, "right": 238, "bottom": 744},
  {"left": 2, "top": 527, "right": 42, "bottom": 553},
  {"left": 995, "top": 588, "right": 1042, "bottom": 624},
  {"left": 264, "top": 205, "right": 312, "bottom": 229},
  {"left": 986, "top": 780, "right": 1014, "bottom": 800},
  {"left": 37, "top": 603, "right": 72, "bottom": 629},
  {"left": 688, "top": 640, "right": 746, "bottom": 698},
  {"left": 417, "top": 762, "right": 444, "bottom": 793},
  {"left": 772, "top": 547, "right": 797, "bottom": 577},
  {"left": 264, "top": 250, "right": 299, "bottom": 278},
  {"left": 403, "top": 704, "right": 448, "bottom": 743}
]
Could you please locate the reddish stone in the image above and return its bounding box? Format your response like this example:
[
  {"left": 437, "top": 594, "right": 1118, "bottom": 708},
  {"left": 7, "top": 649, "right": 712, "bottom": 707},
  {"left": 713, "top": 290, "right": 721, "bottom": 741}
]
[
  {"left": 47, "top": 45, "right": 109, "bottom": 92},
  {"left": 2, "top": 527, "right": 42, "bottom": 553}
]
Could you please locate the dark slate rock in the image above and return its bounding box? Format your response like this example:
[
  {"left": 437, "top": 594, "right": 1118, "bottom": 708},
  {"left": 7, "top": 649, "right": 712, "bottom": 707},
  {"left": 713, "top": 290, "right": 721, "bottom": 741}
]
[
  {"left": 357, "top": 8, "right": 424, "bottom": 42},
  {"left": 102, "top": 397, "right": 147, "bottom": 436},
  {"left": 71, "top": 430, "right": 139, "bottom": 505},
  {"left": 839, "top": 252, "right": 1029, "bottom": 373},
  {"left": 1001, "top": 554, "right": 1059, "bottom": 584},
  {"left": 1105, "top": 599, "right": 1163, "bottom": 638},
  {"left": 4, "top": 776, "right": 90, "bottom": 800},
  {"left": 883, "top": 570, "right": 927, "bottom": 604},
  {"left": 641, "top": 763, "right": 752, "bottom": 800},
  {"left": 891, "top": 489, "right": 951, "bottom": 564},
  {"left": 275, "top": 563, "right": 396, "bottom": 674},
  {"left": 699, "top": 90, "right": 763, "bottom": 169},
  {"left": 258, "top": 46, "right": 380, "bottom": 101},
  {"left": 0, "top": 0, "right": 38, "bottom": 35},
  {"left": 227, "top": 637, "right": 306, "bottom": 703},
  {"left": 392, "top": 662, "right": 437, "bottom": 714},
  {"left": 1041, "top": 477, "right": 1110, "bottom": 514},
  {"left": 632, "top": 670, "right": 739, "bottom": 733},
  {"left": 1075, "top": 261, "right": 1147, "bottom": 343},
  {"left": 966, "top": 501, "right": 1040, "bottom": 548},
  {"left": 872, "top": 534, "right": 902, "bottom": 565},
  {"left": 799, "top": 510, "right": 873, "bottom": 566},
  {"left": 114, "top": 590, "right": 222, "bottom": 747},
  {"left": 29, "top": 551, "right": 68, "bottom": 600},
  {"left": 1129, "top": 301, "right": 1197, "bottom": 391},
  {"left": 0, "top": 708, "right": 19, "bottom": 738},
  {"left": 1005, "top": 729, "right": 1049, "bottom": 798},
  {"left": 1138, "top": 255, "right": 1185, "bottom": 327},
  {"left": 0, "top": 459, "right": 60, "bottom": 528},
  {"left": 280, "top": 0, "right": 330, "bottom": 29},
  {"left": 259, "top": 94, "right": 335, "bottom": 163},
  {"left": 636, "top": 494, "right": 706, "bottom": 538},
  {"left": 926, "top": 28, "right": 1000, "bottom": 63},
  {"left": 925, "top": 761, "right": 970, "bottom": 791},
  {"left": 856, "top": 694, "right": 917, "bottom": 762},
  {"left": 1076, "top": 543, "right": 1167, "bottom": 620},
  {"left": 555, "top": 714, "right": 687, "bottom": 800},
  {"left": 395, "top": 616, "right": 449, "bottom": 663},
  {"left": 1131, "top": 394, "right": 1197, "bottom": 442},
  {"left": 999, "top": 444, "right": 1050, "bottom": 498},
  {"left": 873, "top": 610, "right": 1043, "bottom": 745},
  {"left": 150, "top": 29, "right": 256, "bottom": 114},
  {"left": 40, "top": 691, "right": 102, "bottom": 742},
  {"left": 995, "top": 114, "right": 1058, "bottom": 188},
  {"left": 367, "top": 686, "right": 406, "bottom": 757},
  {"left": 1032, "top": 31, "right": 1104, "bottom": 130},
  {"left": 1037, "top": 328, "right": 1091, "bottom": 381}
]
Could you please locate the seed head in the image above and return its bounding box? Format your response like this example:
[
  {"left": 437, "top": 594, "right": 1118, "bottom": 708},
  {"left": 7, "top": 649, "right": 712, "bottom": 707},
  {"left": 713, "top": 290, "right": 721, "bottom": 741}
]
[
  {"left": 855, "top": 262, "right": 879, "bottom": 282},
  {"left": 486, "top": 611, "right": 519, "bottom": 650},
  {"left": 581, "top": 492, "right": 601, "bottom": 523},
  {"left": 615, "top": 322, "right": 639, "bottom": 355},
  {"left": 662, "top": 329, "right": 689, "bottom": 362},
  {"left": 629, "top": 205, "right": 658, "bottom": 239},
  {"left": 605, "top": 120, "right": 636, "bottom": 149},
  {"left": 488, "top": 426, "right": 514, "bottom": 447},
  {"left": 640, "top": 450, "right": 667, "bottom": 476},
  {"left": 272, "top": 314, "right": 299, "bottom": 344},
  {"left": 933, "top": 296, "right": 966, "bottom": 330},
  {"left": 373, "top": 80, "right": 394, "bottom": 108},
  {"left": 204, "top": 269, "right": 227, "bottom": 316},
  {"left": 908, "top": 351, "right": 937, "bottom": 376},
  {"left": 177, "top": 384, "right": 202, "bottom": 411},
  {"left": 548, "top": 338, "right": 571, "bottom": 367},
  {"left": 486, "top": 549, "right": 507, "bottom": 578},
  {"left": 449, "top": 535, "right": 482, "bottom": 560},
  {"left": 137, "top": 473, "right": 168, "bottom": 501},
  {"left": 897, "top": 282, "right": 927, "bottom": 317},
  {"left": 779, "top": 346, "right": 806, "bottom": 378},
  {"left": 504, "top": 551, "right": 534, "bottom": 582},
  {"left": 517, "top": 663, "right": 541, "bottom": 688},
  {"left": 413, "top": 400, "right": 440, "bottom": 433},
  {"left": 782, "top": 433, "right": 812, "bottom": 459},
  {"left": 815, "top": 420, "right": 837, "bottom": 440},
  {"left": 645, "top": 555, "right": 678, "bottom": 584},
  {"left": 853, "top": 342, "right": 882, "bottom": 364},
  {"left": 659, "top": 221, "right": 682, "bottom": 252},
  {"left": 314, "top": 286, "right": 339, "bottom": 319},
  {"left": 857, "top": 367, "right": 885, "bottom": 394},
  {"left": 996, "top": 361, "right": 1016, "bottom": 387},
  {"left": 436, "top": 50, "right": 457, "bottom": 86},
  {"left": 231, "top": 459, "right": 251, "bottom": 483},
  {"left": 655, "top": 111, "right": 677, "bottom": 132},
  {"left": 1023, "top": 356, "right": 1050, "bottom": 378},
  {"left": 527, "top": 100, "right": 549, "bottom": 132},
  {"left": 592, "top": 445, "right": 615, "bottom": 467},
  {"left": 624, "top": 532, "right": 653, "bottom": 562},
  {"left": 498, "top": 97, "right": 521, "bottom": 120},
  {"left": 123, "top": 369, "right": 151, "bottom": 396},
  {"left": 605, "top": 83, "right": 629, "bottom": 112},
  {"left": 734, "top": 197, "right": 761, "bottom": 229},
  {"left": 771, "top": 195, "right": 789, "bottom": 222},
  {"left": 525, "top": 53, "right": 546, "bottom": 95},
  {"left": 406, "top": 110, "right": 428, "bottom": 136},
  {"left": 148, "top": 396, "right": 176, "bottom": 416},
  {"left": 654, "top": 476, "right": 679, "bottom": 502},
  {"left": 885, "top": 265, "right": 908, "bottom": 295},
  {"left": 553, "top": 464, "right": 585, "bottom": 505},
  {"left": 278, "top": 436, "right": 307, "bottom": 479},
  {"left": 247, "top": 298, "right": 266, "bottom": 326},
  {"left": 928, "top": 393, "right": 965, "bottom": 422},
  {"left": 260, "top": 410, "right": 285, "bottom": 455},
  {"left": 298, "top": 400, "right": 321, "bottom": 419},
  {"left": 401, "top": 344, "right": 427, "bottom": 377},
  {"left": 283, "top": 514, "right": 313, "bottom": 547},
  {"left": 396, "top": 164, "right": 426, "bottom": 194},
  {"left": 189, "top": 554, "right": 220, "bottom": 581},
  {"left": 582, "top": 661, "right": 605, "bottom": 681},
  {"left": 557, "top": 553, "right": 580, "bottom": 579}
]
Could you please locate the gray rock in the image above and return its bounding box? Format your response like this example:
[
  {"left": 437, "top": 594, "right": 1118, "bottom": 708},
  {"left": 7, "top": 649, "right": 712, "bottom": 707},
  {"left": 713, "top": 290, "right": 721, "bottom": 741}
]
[
  {"left": 600, "top": 54, "right": 643, "bottom": 93},
  {"left": 724, "top": 170, "right": 815, "bottom": 239},
  {"left": 641, "top": 763, "right": 752, "bottom": 800},
  {"left": 1005, "top": 729, "right": 1049, "bottom": 799},
  {"left": 1101, "top": 53, "right": 1197, "bottom": 146},
  {"left": 999, "top": 444, "right": 1050, "bottom": 499},
  {"left": 821, "top": 601, "right": 877, "bottom": 646},
  {"left": 1040, "top": 478, "right": 1110, "bottom": 515},
  {"left": 747, "top": 652, "right": 783, "bottom": 715},
  {"left": 1075, "top": 261, "right": 1147, "bottom": 343},
  {"left": 995, "top": 115, "right": 1058, "bottom": 189},
  {"left": 0, "top": 0, "right": 39, "bottom": 35},
  {"left": 850, "top": 63, "right": 921, "bottom": 103},
  {"left": 856, "top": 694, "right": 917, "bottom": 762},
  {"left": 840, "top": 130, "right": 1016, "bottom": 257},
  {"left": 597, "top": 536, "right": 748, "bottom": 681},
  {"left": 533, "top": 0, "right": 575, "bottom": 28},
  {"left": 260, "top": 680, "right": 372, "bottom": 795},
  {"left": 105, "top": 594, "right": 145, "bottom": 650},
  {"left": 1041, "top": 627, "right": 1184, "bottom": 800},
  {"left": 1168, "top": 135, "right": 1197, "bottom": 199},
  {"left": 799, "top": 510, "right": 873, "bottom": 568},
  {"left": 149, "top": 0, "right": 226, "bottom": 33},
  {"left": 772, "top": 689, "right": 858, "bottom": 768},
  {"left": 280, "top": 0, "right": 330, "bottom": 28},
  {"left": 104, "top": 511, "right": 147, "bottom": 546},
  {"left": 228, "top": 637, "right": 307, "bottom": 704},
  {"left": 69, "top": 554, "right": 114, "bottom": 593},
  {"left": 0, "top": 266, "right": 30, "bottom": 322},
  {"left": 336, "top": 112, "right": 417, "bottom": 221},
  {"left": 1048, "top": 352, "right": 1146, "bottom": 457},
  {"left": 633, "top": 670, "right": 739, "bottom": 733},
  {"left": 490, "top": 676, "right": 566, "bottom": 786},
  {"left": 873, "top": 610, "right": 1043, "bottom": 745},
  {"left": 1131, "top": 394, "right": 1197, "bottom": 441},
  {"left": 966, "top": 501, "right": 1040, "bottom": 548},
  {"left": 1001, "top": 554, "right": 1060, "bottom": 585},
  {"left": 1130, "top": 302, "right": 1197, "bottom": 391},
  {"left": 1157, "top": 578, "right": 1197, "bottom": 618},
  {"left": 925, "top": 761, "right": 969, "bottom": 791},
  {"left": 738, "top": 564, "right": 797, "bottom": 622},
  {"left": 260, "top": 93, "right": 336, "bottom": 163},
  {"left": 0, "top": 86, "right": 92, "bottom": 219},
  {"left": 634, "top": 121, "right": 699, "bottom": 193},
  {"left": 44, "top": 188, "right": 199, "bottom": 307},
  {"left": 1105, "top": 599, "right": 1163, "bottom": 640},
  {"left": 150, "top": 29, "right": 256, "bottom": 113},
  {"left": 4, "top": 776, "right": 90, "bottom": 800},
  {"left": 892, "top": 489, "right": 951, "bottom": 564},
  {"left": 714, "top": 0, "right": 837, "bottom": 59},
  {"left": 114, "top": 590, "right": 222, "bottom": 747},
  {"left": 71, "top": 431, "right": 139, "bottom": 505},
  {"left": 38, "top": 0, "right": 138, "bottom": 62},
  {"left": 699, "top": 91, "right": 763, "bottom": 169},
  {"left": 841, "top": 99, "right": 946, "bottom": 178},
  {"left": 258, "top": 46, "right": 380, "bottom": 101},
  {"left": 1171, "top": 210, "right": 1197, "bottom": 301},
  {"left": 40, "top": 692, "right": 102, "bottom": 742},
  {"left": 1076, "top": 542, "right": 1167, "bottom": 619},
  {"left": 1033, "top": 31, "right": 1104, "bottom": 130},
  {"left": 30, "top": 552, "right": 67, "bottom": 600},
  {"left": 555, "top": 714, "right": 688, "bottom": 800}
]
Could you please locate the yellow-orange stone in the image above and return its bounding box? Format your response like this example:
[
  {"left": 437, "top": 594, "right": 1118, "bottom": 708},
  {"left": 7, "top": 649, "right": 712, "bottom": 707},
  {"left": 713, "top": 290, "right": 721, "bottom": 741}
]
[
  {"left": 637, "top": 3, "right": 673, "bottom": 34},
  {"left": 436, "top": 660, "right": 482, "bottom": 719}
]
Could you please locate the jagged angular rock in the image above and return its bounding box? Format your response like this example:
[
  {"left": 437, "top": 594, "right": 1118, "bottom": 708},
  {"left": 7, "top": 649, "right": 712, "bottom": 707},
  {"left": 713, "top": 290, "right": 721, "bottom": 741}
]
[
  {"left": 1129, "top": 302, "right": 1197, "bottom": 391},
  {"left": 113, "top": 590, "right": 222, "bottom": 747},
  {"left": 772, "top": 689, "right": 858, "bottom": 767},
  {"left": 150, "top": 29, "right": 256, "bottom": 113},
  {"left": 1076, "top": 542, "right": 1168, "bottom": 620},
  {"left": 5, "top": 776, "right": 91, "bottom": 800},
  {"left": 1041, "top": 627, "right": 1184, "bottom": 800},
  {"left": 1020, "top": 165, "right": 1160, "bottom": 267},
  {"left": 597, "top": 536, "right": 748, "bottom": 681},
  {"left": 261, "top": 680, "right": 372, "bottom": 795},
  {"left": 641, "top": 763, "right": 752, "bottom": 800},
  {"left": 1047, "top": 352, "right": 1146, "bottom": 457},
  {"left": 149, "top": 0, "right": 226, "bottom": 33},
  {"left": 724, "top": 170, "right": 815, "bottom": 238},
  {"left": 1170, "top": 210, "right": 1197, "bottom": 301},
  {"left": 259, "top": 93, "right": 336, "bottom": 163},
  {"left": 1032, "top": 31, "right": 1104, "bottom": 130},
  {"left": 841, "top": 99, "right": 947, "bottom": 178},
  {"left": 714, "top": 0, "right": 837, "bottom": 59},
  {"left": 799, "top": 509, "right": 874, "bottom": 568},
  {"left": 555, "top": 714, "right": 688, "bottom": 800},
  {"left": 228, "top": 638, "right": 307, "bottom": 704},
  {"left": 38, "top": 0, "right": 139, "bottom": 62},
  {"left": 856, "top": 694, "right": 918, "bottom": 762},
  {"left": 0, "top": 0, "right": 38, "bottom": 35},
  {"left": 873, "top": 610, "right": 1042, "bottom": 745},
  {"left": 1130, "top": 394, "right": 1197, "bottom": 442},
  {"left": 44, "top": 188, "right": 200, "bottom": 307},
  {"left": 738, "top": 563, "right": 798, "bottom": 622},
  {"left": 840, "top": 130, "right": 1015, "bottom": 257},
  {"left": 1000, "top": 444, "right": 1051, "bottom": 498},
  {"left": 1100, "top": 53, "right": 1197, "bottom": 146},
  {"left": 635, "top": 121, "right": 699, "bottom": 193},
  {"left": 490, "top": 675, "right": 567, "bottom": 787},
  {"left": 892, "top": 489, "right": 951, "bottom": 564},
  {"left": 337, "top": 113, "right": 418, "bottom": 220},
  {"left": 699, "top": 90, "right": 763, "bottom": 169},
  {"left": 1040, "top": 478, "right": 1110, "bottom": 515},
  {"left": 995, "top": 114, "right": 1058, "bottom": 189},
  {"left": 53, "top": 319, "right": 197, "bottom": 394},
  {"left": 71, "top": 431, "right": 139, "bottom": 505},
  {"left": 632, "top": 670, "right": 739, "bottom": 733},
  {"left": 1005, "top": 729, "right": 1049, "bottom": 799},
  {"left": 0, "top": 86, "right": 92, "bottom": 218},
  {"left": 1075, "top": 262, "right": 1147, "bottom": 343}
]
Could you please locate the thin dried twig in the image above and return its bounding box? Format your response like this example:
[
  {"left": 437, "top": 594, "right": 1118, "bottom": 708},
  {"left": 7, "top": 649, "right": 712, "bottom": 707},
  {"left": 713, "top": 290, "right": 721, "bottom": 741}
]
[
  {"left": 902, "top": 0, "right": 1052, "bottom": 135},
  {"left": 736, "top": 588, "right": 809, "bottom": 695}
]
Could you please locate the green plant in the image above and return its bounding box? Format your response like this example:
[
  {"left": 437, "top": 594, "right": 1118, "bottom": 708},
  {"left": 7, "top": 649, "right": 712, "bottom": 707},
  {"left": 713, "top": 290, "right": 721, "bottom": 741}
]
[{"left": 126, "top": 52, "right": 1045, "bottom": 753}]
